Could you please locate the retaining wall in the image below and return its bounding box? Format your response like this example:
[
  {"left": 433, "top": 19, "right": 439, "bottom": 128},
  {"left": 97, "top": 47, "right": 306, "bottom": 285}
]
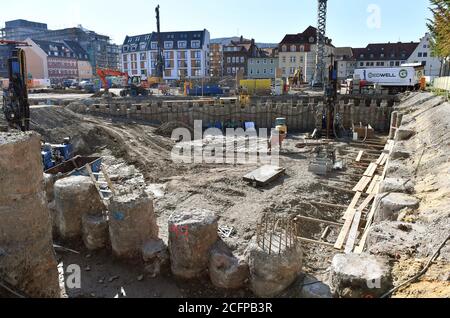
[{"left": 68, "top": 95, "right": 398, "bottom": 132}]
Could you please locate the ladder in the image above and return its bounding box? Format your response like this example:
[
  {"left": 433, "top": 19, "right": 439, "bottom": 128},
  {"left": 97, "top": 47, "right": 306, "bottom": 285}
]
[{"left": 85, "top": 164, "right": 116, "bottom": 202}]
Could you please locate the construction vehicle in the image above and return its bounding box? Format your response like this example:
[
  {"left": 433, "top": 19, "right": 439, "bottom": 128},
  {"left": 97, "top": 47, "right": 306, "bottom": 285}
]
[
  {"left": 41, "top": 137, "right": 74, "bottom": 170},
  {"left": 96, "top": 68, "right": 128, "bottom": 94},
  {"left": 1, "top": 40, "right": 30, "bottom": 132},
  {"left": 120, "top": 76, "right": 151, "bottom": 97}
]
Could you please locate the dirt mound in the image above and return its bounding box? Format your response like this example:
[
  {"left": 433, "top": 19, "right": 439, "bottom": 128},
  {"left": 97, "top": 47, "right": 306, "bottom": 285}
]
[{"left": 155, "top": 121, "right": 193, "bottom": 137}]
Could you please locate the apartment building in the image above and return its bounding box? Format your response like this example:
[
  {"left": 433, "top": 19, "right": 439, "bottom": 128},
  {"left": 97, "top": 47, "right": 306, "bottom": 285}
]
[
  {"left": 223, "top": 37, "right": 262, "bottom": 77},
  {"left": 1, "top": 20, "right": 120, "bottom": 71},
  {"left": 278, "top": 26, "right": 334, "bottom": 83},
  {"left": 353, "top": 42, "right": 418, "bottom": 69},
  {"left": 121, "top": 30, "right": 210, "bottom": 81},
  {"left": 407, "top": 33, "right": 443, "bottom": 78},
  {"left": 247, "top": 57, "right": 279, "bottom": 79},
  {"left": 64, "top": 40, "right": 93, "bottom": 80},
  {"left": 209, "top": 43, "right": 223, "bottom": 77},
  {"left": 334, "top": 47, "right": 356, "bottom": 80},
  {"left": 23, "top": 38, "right": 94, "bottom": 83}
]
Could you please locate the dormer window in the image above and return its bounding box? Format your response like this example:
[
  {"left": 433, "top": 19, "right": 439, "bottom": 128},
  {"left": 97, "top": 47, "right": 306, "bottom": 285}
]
[
  {"left": 140, "top": 42, "right": 147, "bottom": 51},
  {"left": 282, "top": 45, "right": 287, "bottom": 52},
  {"left": 178, "top": 41, "right": 187, "bottom": 49},
  {"left": 291, "top": 45, "right": 296, "bottom": 52},
  {"left": 164, "top": 41, "right": 173, "bottom": 49},
  {"left": 150, "top": 42, "right": 158, "bottom": 50},
  {"left": 191, "top": 40, "right": 201, "bottom": 49}
]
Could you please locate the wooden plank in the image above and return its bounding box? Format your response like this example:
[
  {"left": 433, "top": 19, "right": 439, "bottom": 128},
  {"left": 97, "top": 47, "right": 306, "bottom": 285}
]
[
  {"left": 298, "top": 237, "right": 336, "bottom": 248},
  {"left": 345, "top": 209, "right": 362, "bottom": 254},
  {"left": 356, "top": 151, "right": 364, "bottom": 162},
  {"left": 376, "top": 153, "right": 385, "bottom": 165},
  {"left": 358, "top": 194, "right": 375, "bottom": 212},
  {"left": 310, "top": 201, "right": 348, "bottom": 210},
  {"left": 101, "top": 164, "right": 116, "bottom": 195},
  {"left": 366, "top": 176, "right": 379, "bottom": 194},
  {"left": 354, "top": 201, "right": 378, "bottom": 254},
  {"left": 296, "top": 215, "right": 344, "bottom": 227},
  {"left": 367, "top": 163, "right": 378, "bottom": 177},
  {"left": 243, "top": 165, "right": 286, "bottom": 186},
  {"left": 354, "top": 176, "right": 372, "bottom": 193},
  {"left": 335, "top": 208, "right": 358, "bottom": 250},
  {"left": 343, "top": 192, "right": 362, "bottom": 220},
  {"left": 380, "top": 153, "right": 389, "bottom": 166}
]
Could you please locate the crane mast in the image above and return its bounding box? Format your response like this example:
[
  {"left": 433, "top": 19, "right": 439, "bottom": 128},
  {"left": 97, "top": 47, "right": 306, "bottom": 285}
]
[
  {"left": 313, "top": 0, "right": 328, "bottom": 87},
  {"left": 155, "top": 5, "right": 164, "bottom": 79}
]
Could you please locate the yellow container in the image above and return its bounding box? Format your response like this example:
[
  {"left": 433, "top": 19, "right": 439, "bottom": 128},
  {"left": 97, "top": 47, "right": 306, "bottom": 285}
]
[{"left": 240, "top": 79, "right": 271, "bottom": 95}]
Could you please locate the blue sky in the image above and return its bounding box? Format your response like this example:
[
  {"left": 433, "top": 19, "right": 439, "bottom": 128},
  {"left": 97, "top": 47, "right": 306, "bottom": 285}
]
[{"left": 1, "top": 0, "right": 432, "bottom": 47}]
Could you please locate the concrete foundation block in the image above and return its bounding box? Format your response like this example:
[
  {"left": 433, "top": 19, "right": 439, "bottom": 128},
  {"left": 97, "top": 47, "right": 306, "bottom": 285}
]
[
  {"left": 330, "top": 253, "right": 392, "bottom": 298},
  {"left": 0, "top": 132, "right": 60, "bottom": 298},
  {"left": 54, "top": 176, "right": 106, "bottom": 241},
  {"left": 142, "top": 239, "right": 169, "bottom": 277},
  {"left": 82, "top": 214, "right": 109, "bottom": 251},
  {"left": 375, "top": 193, "right": 420, "bottom": 222},
  {"left": 246, "top": 239, "right": 303, "bottom": 298},
  {"left": 109, "top": 192, "right": 159, "bottom": 259},
  {"left": 395, "top": 128, "right": 415, "bottom": 141},
  {"left": 299, "top": 274, "right": 333, "bottom": 298},
  {"left": 168, "top": 208, "right": 218, "bottom": 279},
  {"left": 379, "top": 178, "right": 415, "bottom": 194},
  {"left": 209, "top": 241, "right": 250, "bottom": 290}
]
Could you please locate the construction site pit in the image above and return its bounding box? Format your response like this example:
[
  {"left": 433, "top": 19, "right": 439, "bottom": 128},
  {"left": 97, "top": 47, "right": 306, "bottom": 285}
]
[{"left": 0, "top": 91, "right": 449, "bottom": 299}]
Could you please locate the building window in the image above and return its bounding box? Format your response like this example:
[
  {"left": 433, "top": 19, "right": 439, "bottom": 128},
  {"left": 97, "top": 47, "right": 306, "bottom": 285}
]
[
  {"left": 282, "top": 56, "right": 286, "bottom": 63},
  {"left": 291, "top": 45, "right": 296, "bottom": 52},
  {"left": 395, "top": 61, "right": 400, "bottom": 66},
  {"left": 240, "top": 56, "right": 245, "bottom": 63},
  {"left": 390, "top": 61, "right": 395, "bottom": 67},
  {"left": 140, "top": 42, "right": 147, "bottom": 51},
  {"left": 131, "top": 44, "right": 137, "bottom": 51},
  {"left": 151, "top": 42, "right": 158, "bottom": 50},
  {"left": 227, "top": 67, "right": 231, "bottom": 74},
  {"left": 423, "top": 52, "right": 428, "bottom": 57},
  {"left": 140, "top": 53, "right": 147, "bottom": 60},
  {"left": 178, "top": 41, "right": 187, "bottom": 49},
  {"left": 282, "top": 45, "right": 287, "bottom": 52},
  {"left": 164, "top": 41, "right": 173, "bottom": 49},
  {"left": 191, "top": 40, "right": 201, "bottom": 49},
  {"left": 300, "top": 45, "right": 305, "bottom": 52},
  {"left": 227, "top": 57, "right": 231, "bottom": 63},
  {"left": 418, "top": 52, "right": 423, "bottom": 57}
]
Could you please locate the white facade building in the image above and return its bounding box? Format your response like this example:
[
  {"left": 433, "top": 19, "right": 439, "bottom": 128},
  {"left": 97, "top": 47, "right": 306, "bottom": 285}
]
[
  {"left": 121, "top": 30, "right": 210, "bottom": 81},
  {"left": 407, "top": 33, "right": 443, "bottom": 78}
]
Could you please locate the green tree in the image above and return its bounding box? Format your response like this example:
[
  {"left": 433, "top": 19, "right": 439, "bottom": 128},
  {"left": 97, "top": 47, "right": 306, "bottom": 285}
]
[{"left": 427, "top": 0, "right": 450, "bottom": 75}]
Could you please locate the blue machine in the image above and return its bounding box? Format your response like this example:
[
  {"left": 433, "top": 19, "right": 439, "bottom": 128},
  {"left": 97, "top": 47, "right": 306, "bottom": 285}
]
[
  {"left": 41, "top": 138, "right": 74, "bottom": 171},
  {"left": 188, "top": 85, "right": 224, "bottom": 96}
]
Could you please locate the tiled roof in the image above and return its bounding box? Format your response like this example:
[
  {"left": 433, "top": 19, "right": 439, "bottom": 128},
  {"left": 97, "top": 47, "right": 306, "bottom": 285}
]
[
  {"left": 353, "top": 42, "right": 419, "bottom": 61},
  {"left": 122, "top": 30, "right": 207, "bottom": 53},
  {"left": 63, "top": 40, "right": 89, "bottom": 61},
  {"left": 280, "top": 26, "right": 332, "bottom": 46},
  {"left": 32, "top": 39, "right": 77, "bottom": 59}
]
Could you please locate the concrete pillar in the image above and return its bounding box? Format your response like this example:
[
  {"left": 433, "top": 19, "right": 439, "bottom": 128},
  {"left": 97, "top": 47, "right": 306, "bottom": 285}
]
[
  {"left": 0, "top": 132, "right": 59, "bottom": 297},
  {"left": 108, "top": 192, "right": 159, "bottom": 259},
  {"left": 168, "top": 209, "right": 218, "bottom": 279},
  {"left": 54, "top": 176, "right": 106, "bottom": 241}
]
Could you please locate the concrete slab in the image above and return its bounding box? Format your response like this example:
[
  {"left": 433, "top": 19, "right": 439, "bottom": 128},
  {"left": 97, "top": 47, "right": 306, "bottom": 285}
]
[{"left": 243, "top": 165, "right": 286, "bottom": 186}]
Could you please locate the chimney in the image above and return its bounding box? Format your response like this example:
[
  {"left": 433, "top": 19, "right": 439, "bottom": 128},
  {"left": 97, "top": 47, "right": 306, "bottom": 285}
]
[{"left": 240, "top": 35, "right": 243, "bottom": 42}]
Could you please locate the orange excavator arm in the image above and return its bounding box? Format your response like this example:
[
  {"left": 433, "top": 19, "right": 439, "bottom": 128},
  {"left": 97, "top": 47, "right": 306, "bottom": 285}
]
[{"left": 96, "top": 68, "right": 129, "bottom": 91}]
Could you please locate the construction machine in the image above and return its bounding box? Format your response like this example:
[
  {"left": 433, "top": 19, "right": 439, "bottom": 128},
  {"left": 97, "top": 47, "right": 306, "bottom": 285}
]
[{"left": 1, "top": 40, "right": 30, "bottom": 132}]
